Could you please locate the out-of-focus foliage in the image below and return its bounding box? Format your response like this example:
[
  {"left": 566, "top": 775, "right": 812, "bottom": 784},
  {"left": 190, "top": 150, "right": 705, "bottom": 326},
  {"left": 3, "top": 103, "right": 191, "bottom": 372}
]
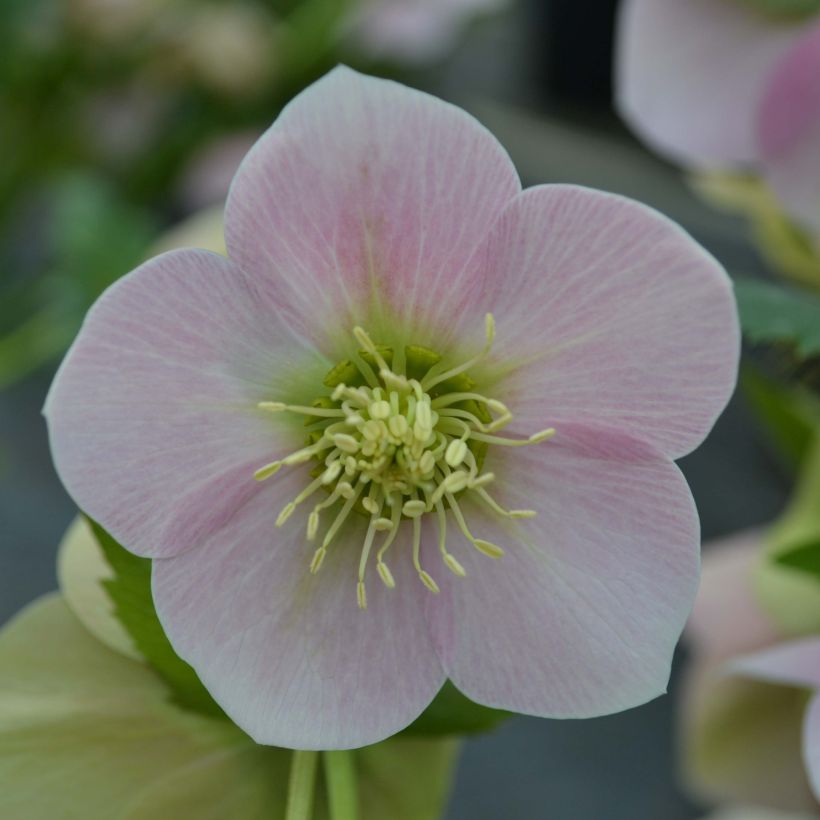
[
  {"left": 0, "top": 0, "right": 506, "bottom": 388},
  {"left": 0, "top": 593, "right": 459, "bottom": 820},
  {"left": 735, "top": 280, "right": 820, "bottom": 360},
  {"left": 737, "top": 0, "right": 820, "bottom": 19},
  {"left": 692, "top": 174, "right": 820, "bottom": 293}
]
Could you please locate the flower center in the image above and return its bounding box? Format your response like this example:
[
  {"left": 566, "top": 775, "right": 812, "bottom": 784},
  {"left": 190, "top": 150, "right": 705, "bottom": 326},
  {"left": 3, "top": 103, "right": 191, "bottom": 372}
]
[{"left": 253, "top": 314, "right": 555, "bottom": 610}]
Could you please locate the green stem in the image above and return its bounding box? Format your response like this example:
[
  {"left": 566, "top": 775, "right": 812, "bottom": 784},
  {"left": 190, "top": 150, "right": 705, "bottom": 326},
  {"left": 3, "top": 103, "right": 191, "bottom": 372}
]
[
  {"left": 285, "top": 750, "right": 319, "bottom": 820},
  {"left": 323, "top": 750, "right": 360, "bottom": 820}
]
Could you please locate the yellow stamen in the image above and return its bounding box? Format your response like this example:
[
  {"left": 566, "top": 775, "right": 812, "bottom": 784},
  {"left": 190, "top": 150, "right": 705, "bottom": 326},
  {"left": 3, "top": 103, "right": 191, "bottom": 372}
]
[{"left": 253, "top": 315, "right": 550, "bottom": 608}]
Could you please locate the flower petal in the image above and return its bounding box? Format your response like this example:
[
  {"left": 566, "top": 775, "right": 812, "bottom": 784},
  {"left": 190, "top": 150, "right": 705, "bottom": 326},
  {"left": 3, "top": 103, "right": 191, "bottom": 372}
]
[
  {"left": 45, "top": 248, "right": 329, "bottom": 558},
  {"left": 758, "top": 22, "right": 820, "bottom": 232},
  {"left": 616, "top": 0, "right": 803, "bottom": 166},
  {"left": 734, "top": 638, "right": 820, "bottom": 689},
  {"left": 476, "top": 185, "right": 739, "bottom": 459},
  {"left": 152, "top": 466, "right": 446, "bottom": 749},
  {"left": 427, "top": 433, "right": 700, "bottom": 717},
  {"left": 224, "top": 66, "right": 520, "bottom": 354},
  {"left": 803, "top": 693, "right": 820, "bottom": 800}
]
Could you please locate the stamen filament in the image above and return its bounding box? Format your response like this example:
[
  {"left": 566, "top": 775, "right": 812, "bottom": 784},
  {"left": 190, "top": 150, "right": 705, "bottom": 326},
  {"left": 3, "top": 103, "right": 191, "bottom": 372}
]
[
  {"left": 434, "top": 498, "right": 466, "bottom": 577},
  {"left": 376, "top": 500, "right": 402, "bottom": 565},
  {"left": 474, "top": 486, "right": 536, "bottom": 519},
  {"left": 258, "top": 401, "right": 345, "bottom": 419},
  {"left": 446, "top": 490, "right": 505, "bottom": 559},
  {"left": 443, "top": 426, "right": 556, "bottom": 448},
  {"left": 411, "top": 513, "right": 439, "bottom": 593},
  {"left": 322, "top": 483, "right": 364, "bottom": 549},
  {"left": 353, "top": 326, "right": 391, "bottom": 373},
  {"left": 422, "top": 313, "right": 495, "bottom": 391}
]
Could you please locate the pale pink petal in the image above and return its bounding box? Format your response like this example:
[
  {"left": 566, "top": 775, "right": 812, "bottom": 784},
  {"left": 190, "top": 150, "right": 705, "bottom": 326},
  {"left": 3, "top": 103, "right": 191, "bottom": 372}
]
[
  {"left": 734, "top": 638, "right": 820, "bottom": 690},
  {"left": 45, "top": 249, "right": 328, "bottom": 558},
  {"left": 802, "top": 694, "right": 820, "bottom": 799},
  {"left": 474, "top": 185, "right": 739, "bottom": 459},
  {"left": 426, "top": 433, "right": 700, "bottom": 717},
  {"left": 225, "top": 66, "right": 520, "bottom": 356},
  {"left": 152, "top": 465, "right": 445, "bottom": 749},
  {"left": 616, "top": 0, "right": 803, "bottom": 166},
  {"left": 758, "top": 22, "right": 820, "bottom": 232},
  {"left": 686, "top": 530, "right": 781, "bottom": 659}
]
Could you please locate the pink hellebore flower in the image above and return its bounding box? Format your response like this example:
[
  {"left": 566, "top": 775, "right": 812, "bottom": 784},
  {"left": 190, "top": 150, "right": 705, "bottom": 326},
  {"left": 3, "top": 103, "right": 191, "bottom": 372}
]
[
  {"left": 736, "top": 639, "right": 820, "bottom": 803},
  {"left": 616, "top": 0, "right": 820, "bottom": 232},
  {"left": 681, "top": 532, "right": 818, "bottom": 811},
  {"left": 44, "top": 68, "right": 739, "bottom": 750}
]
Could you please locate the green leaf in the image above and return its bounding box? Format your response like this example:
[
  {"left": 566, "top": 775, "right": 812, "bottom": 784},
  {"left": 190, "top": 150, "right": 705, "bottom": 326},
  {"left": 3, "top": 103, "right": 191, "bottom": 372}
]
[
  {"left": 756, "top": 435, "right": 820, "bottom": 635},
  {"left": 735, "top": 279, "right": 820, "bottom": 359},
  {"left": 0, "top": 309, "right": 76, "bottom": 389},
  {"left": 86, "top": 518, "right": 226, "bottom": 718},
  {"left": 0, "top": 595, "right": 460, "bottom": 820},
  {"left": 741, "top": 365, "right": 820, "bottom": 472},
  {"left": 774, "top": 539, "right": 820, "bottom": 582},
  {"left": 736, "top": 0, "right": 820, "bottom": 19},
  {"left": 402, "top": 680, "right": 510, "bottom": 737}
]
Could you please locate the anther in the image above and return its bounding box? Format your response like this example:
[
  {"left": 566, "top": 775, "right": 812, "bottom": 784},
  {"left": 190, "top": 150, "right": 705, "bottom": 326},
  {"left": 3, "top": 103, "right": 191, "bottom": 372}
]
[
  {"left": 388, "top": 415, "right": 408, "bottom": 438},
  {"left": 310, "top": 547, "right": 326, "bottom": 573},
  {"left": 369, "top": 400, "right": 391, "bottom": 419},
  {"left": 380, "top": 369, "right": 410, "bottom": 392},
  {"left": 402, "top": 499, "right": 427, "bottom": 518},
  {"left": 377, "top": 561, "right": 396, "bottom": 588},
  {"left": 357, "top": 581, "right": 368, "bottom": 610},
  {"left": 333, "top": 433, "right": 360, "bottom": 453},
  {"left": 322, "top": 460, "right": 342, "bottom": 484},
  {"left": 276, "top": 502, "right": 296, "bottom": 527},
  {"left": 418, "top": 570, "right": 440, "bottom": 593},
  {"left": 473, "top": 540, "right": 505, "bottom": 559},
  {"left": 253, "top": 461, "right": 282, "bottom": 481},
  {"left": 444, "top": 554, "right": 467, "bottom": 577},
  {"left": 307, "top": 512, "right": 320, "bottom": 541},
  {"left": 445, "top": 439, "right": 468, "bottom": 467}
]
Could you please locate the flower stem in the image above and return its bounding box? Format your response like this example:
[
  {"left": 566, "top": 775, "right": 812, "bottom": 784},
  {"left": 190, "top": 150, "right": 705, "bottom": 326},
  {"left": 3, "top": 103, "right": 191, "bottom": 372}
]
[
  {"left": 323, "top": 750, "right": 360, "bottom": 820},
  {"left": 285, "top": 750, "right": 319, "bottom": 820}
]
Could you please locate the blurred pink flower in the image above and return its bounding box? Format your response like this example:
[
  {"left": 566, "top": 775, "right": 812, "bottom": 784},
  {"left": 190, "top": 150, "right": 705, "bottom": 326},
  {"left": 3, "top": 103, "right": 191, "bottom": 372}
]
[
  {"left": 45, "top": 68, "right": 738, "bottom": 749},
  {"left": 617, "top": 0, "right": 820, "bottom": 232},
  {"left": 737, "top": 637, "right": 820, "bottom": 804},
  {"left": 347, "top": 0, "right": 507, "bottom": 64},
  {"left": 176, "top": 131, "right": 261, "bottom": 211},
  {"left": 681, "top": 531, "right": 819, "bottom": 812}
]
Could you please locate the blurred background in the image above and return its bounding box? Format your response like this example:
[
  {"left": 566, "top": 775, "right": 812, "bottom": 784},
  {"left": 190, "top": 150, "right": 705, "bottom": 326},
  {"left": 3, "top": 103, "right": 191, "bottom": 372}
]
[{"left": 0, "top": 1, "right": 800, "bottom": 818}]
